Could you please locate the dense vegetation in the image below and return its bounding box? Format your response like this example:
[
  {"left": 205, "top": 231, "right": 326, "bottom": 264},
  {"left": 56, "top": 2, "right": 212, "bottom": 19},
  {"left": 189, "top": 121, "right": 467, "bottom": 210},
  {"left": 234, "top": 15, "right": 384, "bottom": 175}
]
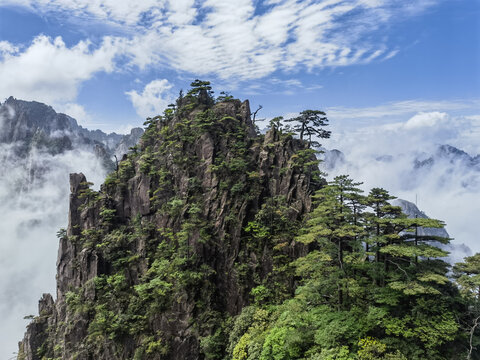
[
  {"left": 19, "top": 81, "right": 479, "bottom": 360},
  {"left": 228, "top": 177, "right": 480, "bottom": 360}
]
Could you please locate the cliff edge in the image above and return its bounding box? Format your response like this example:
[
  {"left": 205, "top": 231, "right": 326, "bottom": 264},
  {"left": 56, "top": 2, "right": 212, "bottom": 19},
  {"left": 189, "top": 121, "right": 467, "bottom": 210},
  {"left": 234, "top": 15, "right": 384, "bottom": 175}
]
[{"left": 18, "top": 91, "right": 321, "bottom": 360}]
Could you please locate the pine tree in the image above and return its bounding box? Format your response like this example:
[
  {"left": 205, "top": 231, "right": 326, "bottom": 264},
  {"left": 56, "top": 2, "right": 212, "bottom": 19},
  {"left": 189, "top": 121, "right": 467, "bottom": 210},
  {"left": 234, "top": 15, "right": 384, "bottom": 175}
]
[
  {"left": 454, "top": 254, "right": 480, "bottom": 299},
  {"left": 187, "top": 79, "right": 215, "bottom": 106},
  {"left": 454, "top": 254, "right": 480, "bottom": 359},
  {"left": 296, "top": 175, "right": 365, "bottom": 309},
  {"left": 285, "top": 109, "right": 331, "bottom": 147}
]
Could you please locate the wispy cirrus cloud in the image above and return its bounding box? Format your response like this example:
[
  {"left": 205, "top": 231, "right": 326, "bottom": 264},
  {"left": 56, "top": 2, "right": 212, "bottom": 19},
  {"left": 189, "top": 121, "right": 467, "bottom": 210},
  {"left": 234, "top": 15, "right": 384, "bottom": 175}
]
[
  {"left": 0, "top": 0, "right": 443, "bottom": 124},
  {"left": 1, "top": 0, "right": 441, "bottom": 82},
  {"left": 327, "top": 99, "right": 480, "bottom": 121},
  {"left": 126, "top": 0, "right": 433, "bottom": 79}
]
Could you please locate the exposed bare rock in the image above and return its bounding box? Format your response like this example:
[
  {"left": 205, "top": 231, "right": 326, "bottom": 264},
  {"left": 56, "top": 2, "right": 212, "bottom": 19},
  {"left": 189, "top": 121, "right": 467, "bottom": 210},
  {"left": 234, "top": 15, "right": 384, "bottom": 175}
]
[{"left": 18, "top": 97, "right": 321, "bottom": 360}]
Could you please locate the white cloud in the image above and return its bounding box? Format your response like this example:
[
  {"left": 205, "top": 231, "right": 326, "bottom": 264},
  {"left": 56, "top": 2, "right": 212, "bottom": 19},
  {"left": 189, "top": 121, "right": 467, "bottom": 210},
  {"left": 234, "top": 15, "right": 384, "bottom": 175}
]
[
  {"left": 19, "top": 0, "right": 166, "bottom": 26},
  {"left": 0, "top": 40, "right": 18, "bottom": 58},
  {"left": 126, "top": 79, "right": 174, "bottom": 119},
  {"left": 465, "top": 114, "right": 480, "bottom": 121},
  {"left": 330, "top": 111, "right": 480, "bottom": 156},
  {"left": 327, "top": 99, "right": 480, "bottom": 122},
  {"left": 0, "top": 0, "right": 445, "bottom": 128},
  {"left": 166, "top": 0, "right": 197, "bottom": 26},
  {"left": 110, "top": 123, "right": 136, "bottom": 135},
  {"left": 0, "top": 35, "right": 121, "bottom": 105},
  {"left": 56, "top": 103, "right": 91, "bottom": 126},
  {"left": 124, "top": 0, "right": 440, "bottom": 79},
  {"left": 2, "top": 0, "right": 441, "bottom": 81},
  {"left": 403, "top": 111, "right": 448, "bottom": 129}
]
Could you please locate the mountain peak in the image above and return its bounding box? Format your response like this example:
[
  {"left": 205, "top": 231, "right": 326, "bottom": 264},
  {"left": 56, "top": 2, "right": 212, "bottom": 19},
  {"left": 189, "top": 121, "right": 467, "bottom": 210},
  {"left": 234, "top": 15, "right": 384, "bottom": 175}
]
[
  {"left": 0, "top": 97, "right": 143, "bottom": 159},
  {"left": 18, "top": 91, "right": 321, "bottom": 359}
]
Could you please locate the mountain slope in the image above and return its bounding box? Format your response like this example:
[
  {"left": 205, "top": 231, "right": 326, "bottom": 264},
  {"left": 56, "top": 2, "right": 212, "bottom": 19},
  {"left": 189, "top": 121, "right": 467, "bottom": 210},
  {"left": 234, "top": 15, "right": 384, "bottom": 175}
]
[{"left": 18, "top": 92, "right": 320, "bottom": 359}]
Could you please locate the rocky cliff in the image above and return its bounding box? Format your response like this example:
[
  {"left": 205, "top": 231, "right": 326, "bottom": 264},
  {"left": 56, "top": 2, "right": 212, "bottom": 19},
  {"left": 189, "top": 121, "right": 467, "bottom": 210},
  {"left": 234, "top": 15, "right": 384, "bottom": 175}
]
[
  {"left": 18, "top": 93, "right": 321, "bottom": 359},
  {"left": 0, "top": 96, "right": 143, "bottom": 159}
]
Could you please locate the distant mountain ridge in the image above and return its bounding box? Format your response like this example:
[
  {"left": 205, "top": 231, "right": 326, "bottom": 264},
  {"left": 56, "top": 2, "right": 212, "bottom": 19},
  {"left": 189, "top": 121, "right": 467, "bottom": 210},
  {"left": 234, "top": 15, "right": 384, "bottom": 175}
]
[
  {"left": 414, "top": 144, "right": 480, "bottom": 170},
  {"left": 0, "top": 96, "right": 143, "bottom": 159},
  {"left": 320, "top": 144, "right": 480, "bottom": 173}
]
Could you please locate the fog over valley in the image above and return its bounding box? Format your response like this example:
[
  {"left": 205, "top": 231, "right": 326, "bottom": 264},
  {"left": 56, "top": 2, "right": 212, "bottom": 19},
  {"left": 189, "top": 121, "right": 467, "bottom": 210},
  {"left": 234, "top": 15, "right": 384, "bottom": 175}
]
[{"left": 0, "top": 99, "right": 141, "bottom": 359}]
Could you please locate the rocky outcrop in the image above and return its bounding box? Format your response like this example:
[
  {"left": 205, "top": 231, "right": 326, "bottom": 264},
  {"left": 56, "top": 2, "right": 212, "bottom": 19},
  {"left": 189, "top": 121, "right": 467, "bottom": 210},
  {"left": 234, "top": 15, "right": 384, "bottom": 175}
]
[
  {"left": 18, "top": 97, "right": 320, "bottom": 359},
  {"left": 18, "top": 294, "right": 55, "bottom": 360}
]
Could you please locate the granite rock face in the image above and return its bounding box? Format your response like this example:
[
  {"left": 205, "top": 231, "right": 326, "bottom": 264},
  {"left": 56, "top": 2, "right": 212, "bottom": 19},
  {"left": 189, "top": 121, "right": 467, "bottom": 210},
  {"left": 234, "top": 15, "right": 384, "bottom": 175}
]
[{"left": 18, "top": 98, "right": 320, "bottom": 359}]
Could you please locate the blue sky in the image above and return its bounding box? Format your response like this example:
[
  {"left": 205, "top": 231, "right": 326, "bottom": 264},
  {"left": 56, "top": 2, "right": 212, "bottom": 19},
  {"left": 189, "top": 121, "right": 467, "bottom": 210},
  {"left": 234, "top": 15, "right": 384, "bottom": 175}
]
[{"left": 0, "top": 0, "right": 478, "bottom": 135}]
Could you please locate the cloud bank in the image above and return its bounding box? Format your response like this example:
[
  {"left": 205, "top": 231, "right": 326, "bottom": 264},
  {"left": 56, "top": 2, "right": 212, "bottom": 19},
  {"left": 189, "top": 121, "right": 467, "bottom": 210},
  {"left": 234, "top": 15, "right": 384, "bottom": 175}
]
[
  {"left": 0, "top": 35, "right": 121, "bottom": 122},
  {"left": 126, "top": 79, "right": 174, "bottom": 119}
]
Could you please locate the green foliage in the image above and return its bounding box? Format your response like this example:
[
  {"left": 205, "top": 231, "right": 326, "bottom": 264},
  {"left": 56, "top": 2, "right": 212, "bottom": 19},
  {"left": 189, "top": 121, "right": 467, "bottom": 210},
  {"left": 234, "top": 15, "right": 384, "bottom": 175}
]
[
  {"left": 356, "top": 337, "right": 407, "bottom": 360},
  {"left": 228, "top": 176, "right": 468, "bottom": 359},
  {"left": 453, "top": 254, "right": 480, "bottom": 359},
  {"left": 454, "top": 253, "right": 480, "bottom": 298},
  {"left": 216, "top": 91, "right": 235, "bottom": 102},
  {"left": 290, "top": 148, "right": 320, "bottom": 170},
  {"left": 186, "top": 79, "right": 215, "bottom": 107},
  {"left": 285, "top": 109, "right": 331, "bottom": 146},
  {"left": 77, "top": 181, "right": 100, "bottom": 210},
  {"left": 251, "top": 285, "right": 271, "bottom": 305},
  {"left": 200, "top": 328, "right": 227, "bottom": 360},
  {"left": 99, "top": 207, "right": 116, "bottom": 226},
  {"left": 268, "top": 116, "right": 284, "bottom": 132},
  {"left": 260, "top": 326, "right": 304, "bottom": 360}
]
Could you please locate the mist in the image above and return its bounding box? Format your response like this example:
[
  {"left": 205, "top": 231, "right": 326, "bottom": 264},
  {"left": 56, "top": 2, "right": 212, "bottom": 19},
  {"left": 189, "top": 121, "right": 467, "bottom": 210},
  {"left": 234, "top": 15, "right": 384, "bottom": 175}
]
[
  {"left": 322, "top": 111, "right": 480, "bottom": 259},
  {"left": 0, "top": 143, "right": 107, "bottom": 359}
]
